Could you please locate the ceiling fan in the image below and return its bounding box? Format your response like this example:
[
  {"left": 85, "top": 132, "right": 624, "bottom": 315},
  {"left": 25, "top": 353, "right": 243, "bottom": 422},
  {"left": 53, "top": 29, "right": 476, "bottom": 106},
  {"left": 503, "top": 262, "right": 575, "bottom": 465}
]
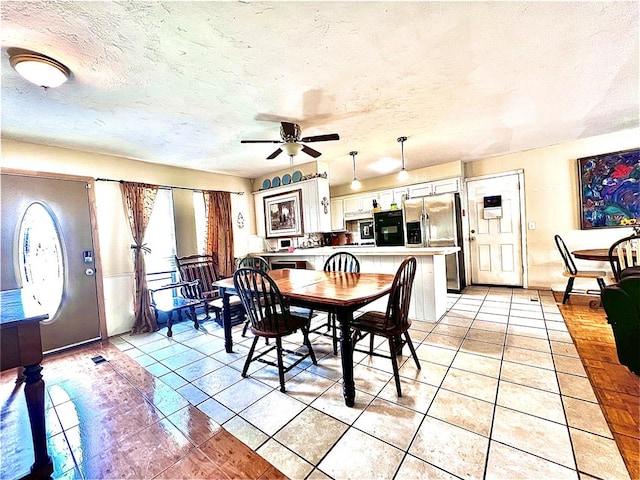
[{"left": 241, "top": 121, "right": 340, "bottom": 160}]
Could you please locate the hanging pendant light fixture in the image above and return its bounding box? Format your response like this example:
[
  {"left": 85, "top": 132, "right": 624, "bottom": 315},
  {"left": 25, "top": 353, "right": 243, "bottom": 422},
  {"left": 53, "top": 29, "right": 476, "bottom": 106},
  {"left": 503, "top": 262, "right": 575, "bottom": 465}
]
[
  {"left": 350, "top": 151, "right": 361, "bottom": 190},
  {"left": 397, "top": 136, "right": 409, "bottom": 181},
  {"left": 9, "top": 51, "right": 71, "bottom": 88}
]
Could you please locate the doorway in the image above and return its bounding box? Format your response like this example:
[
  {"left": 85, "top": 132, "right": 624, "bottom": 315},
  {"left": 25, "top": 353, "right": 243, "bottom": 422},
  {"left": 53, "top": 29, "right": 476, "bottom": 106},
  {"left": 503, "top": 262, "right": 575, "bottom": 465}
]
[
  {"left": 466, "top": 172, "right": 525, "bottom": 287},
  {"left": 1, "top": 173, "right": 103, "bottom": 353}
]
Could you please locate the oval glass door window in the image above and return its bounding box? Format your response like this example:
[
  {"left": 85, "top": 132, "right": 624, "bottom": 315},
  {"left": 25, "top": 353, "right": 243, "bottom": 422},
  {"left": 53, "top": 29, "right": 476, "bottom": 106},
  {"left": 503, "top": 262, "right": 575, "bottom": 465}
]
[{"left": 18, "top": 202, "right": 64, "bottom": 321}]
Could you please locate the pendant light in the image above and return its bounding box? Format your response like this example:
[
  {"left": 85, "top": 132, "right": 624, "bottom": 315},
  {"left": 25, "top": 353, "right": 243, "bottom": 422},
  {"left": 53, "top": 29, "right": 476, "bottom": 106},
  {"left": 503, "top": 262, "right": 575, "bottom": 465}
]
[
  {"left": 350, "top": 151, "right": 361, "bottom": 190},
  {"left": 397, "top": 136, "right": 409, "bottom": 181}
]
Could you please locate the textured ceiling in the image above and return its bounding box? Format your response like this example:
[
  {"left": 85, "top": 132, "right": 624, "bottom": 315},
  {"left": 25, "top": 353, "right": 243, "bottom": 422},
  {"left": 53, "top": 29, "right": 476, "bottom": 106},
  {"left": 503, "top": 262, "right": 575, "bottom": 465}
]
[{"left": 1, "top": 1, "right": 638, "bottom": 187}]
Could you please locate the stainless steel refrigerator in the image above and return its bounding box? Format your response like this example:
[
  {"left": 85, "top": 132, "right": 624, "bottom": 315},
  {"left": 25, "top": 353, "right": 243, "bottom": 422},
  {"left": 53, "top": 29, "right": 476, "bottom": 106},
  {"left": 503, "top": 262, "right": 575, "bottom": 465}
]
[{"left": 404, "top": 192, "right": 466, "bottom": 292}]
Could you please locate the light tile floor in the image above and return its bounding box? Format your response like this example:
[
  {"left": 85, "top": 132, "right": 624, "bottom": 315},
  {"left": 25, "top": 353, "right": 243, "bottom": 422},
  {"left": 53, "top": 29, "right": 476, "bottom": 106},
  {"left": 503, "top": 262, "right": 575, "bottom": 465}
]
[{"left": 1, "top": 286, "right": 631, "bottom": 479}]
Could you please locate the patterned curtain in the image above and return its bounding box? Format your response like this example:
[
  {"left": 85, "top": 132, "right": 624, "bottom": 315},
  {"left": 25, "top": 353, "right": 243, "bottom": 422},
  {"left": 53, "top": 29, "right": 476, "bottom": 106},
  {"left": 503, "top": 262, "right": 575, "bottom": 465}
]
[
  {"left": 120, "top": 181, "right": 159, "bottom": 333},
  {"left": 204, "top": 190, "right": 234, "bottom": 278}
]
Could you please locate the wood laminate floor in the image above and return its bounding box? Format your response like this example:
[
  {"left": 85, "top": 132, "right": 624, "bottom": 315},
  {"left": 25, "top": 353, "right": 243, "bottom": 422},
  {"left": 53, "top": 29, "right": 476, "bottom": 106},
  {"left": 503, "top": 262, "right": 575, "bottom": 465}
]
[{"left": 558, "top": 295, "right": 639, "bottom": 479}]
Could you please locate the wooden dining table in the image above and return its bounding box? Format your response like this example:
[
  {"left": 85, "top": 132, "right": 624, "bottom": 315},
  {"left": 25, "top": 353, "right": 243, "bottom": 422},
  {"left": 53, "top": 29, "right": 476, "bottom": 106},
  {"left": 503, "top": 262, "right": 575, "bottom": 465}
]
[
  {"left": 213, "top": 268, "right": 395, "bottom": 407},
  {"left": 572, "top": 249, "right": 613, "bottom": 261}
]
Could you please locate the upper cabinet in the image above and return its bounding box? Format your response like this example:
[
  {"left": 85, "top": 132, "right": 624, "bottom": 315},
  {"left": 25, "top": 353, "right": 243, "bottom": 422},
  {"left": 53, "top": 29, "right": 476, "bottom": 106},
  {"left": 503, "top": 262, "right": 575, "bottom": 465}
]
[
  {"left": 254, "top": 177, "right": 331, "bottom": 236},
  {"left": 408, "top": 183, "right": 432, "bottom": 198},
  {"left": 330, "top": 198, "right": 345, "bottom": 231},
  {"left": 407, "top": 178, "right": 460, "bottom": 199},
  {"left": 343, "top": 192, "right": 379, "bottom": 219},
  {"left": 431, "top": 178, "right": 460, "bottom": 195}
]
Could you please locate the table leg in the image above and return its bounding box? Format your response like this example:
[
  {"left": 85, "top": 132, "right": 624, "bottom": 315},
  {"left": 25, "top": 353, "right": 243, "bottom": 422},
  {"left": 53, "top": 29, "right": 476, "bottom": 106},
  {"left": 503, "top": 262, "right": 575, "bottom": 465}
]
[
  {"left": 23, "top": 363, "right": 53, "bottom": 479},
  {"left": 338, "top": 309, "right": 355, "bottom": 407},
  {"left": 221, "top": 287, "right": 233, "bottom": 353}
]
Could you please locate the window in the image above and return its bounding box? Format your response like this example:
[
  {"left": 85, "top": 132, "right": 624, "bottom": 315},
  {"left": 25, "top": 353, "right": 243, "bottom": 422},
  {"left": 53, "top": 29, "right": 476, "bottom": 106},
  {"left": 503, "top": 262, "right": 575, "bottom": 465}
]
[
  {"left": 18, "top": 202, "right": 64, "bottom": 320},
  {"left": 193, "top": 191, "right": 206, "bottom": 255},
  {"left": 144, "top": 188, "right": 177, "bottom": 274}
]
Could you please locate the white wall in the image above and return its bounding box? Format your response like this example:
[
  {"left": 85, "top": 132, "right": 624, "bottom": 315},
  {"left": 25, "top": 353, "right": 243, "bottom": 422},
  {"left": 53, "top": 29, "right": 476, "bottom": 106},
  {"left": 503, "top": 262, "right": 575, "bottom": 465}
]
[
  {"left": 464, "top": 128, "right": 639, "bottom": 291},
  {"left": 1, "top": 139, "right": 254, "bottom": 336}
]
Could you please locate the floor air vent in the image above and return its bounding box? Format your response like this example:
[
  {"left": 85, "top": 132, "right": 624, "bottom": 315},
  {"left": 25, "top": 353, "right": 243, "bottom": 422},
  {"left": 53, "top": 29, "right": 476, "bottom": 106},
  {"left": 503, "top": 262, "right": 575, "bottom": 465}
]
[{"left": 91, "top": 355, "right": 107, "bottom": 364}]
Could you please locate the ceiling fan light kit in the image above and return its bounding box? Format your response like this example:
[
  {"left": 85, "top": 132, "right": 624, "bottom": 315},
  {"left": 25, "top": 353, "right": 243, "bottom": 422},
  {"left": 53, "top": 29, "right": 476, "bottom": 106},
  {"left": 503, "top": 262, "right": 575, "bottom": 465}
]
[
  {"left": 350, "top": 150, "right": 361, "bottom": 190},
  {"left": 9, "top": 51, "right": 70, "bottom": 88},
  {"left": 397, "top": 136, "right": 410, "bottom": 182}
]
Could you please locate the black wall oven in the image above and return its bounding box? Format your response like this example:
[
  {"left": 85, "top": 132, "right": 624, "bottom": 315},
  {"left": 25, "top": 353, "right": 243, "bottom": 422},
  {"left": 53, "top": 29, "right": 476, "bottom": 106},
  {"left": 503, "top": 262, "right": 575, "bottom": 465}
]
[{"left": 374, "top": 210, "right": 405, "bottom": 246}]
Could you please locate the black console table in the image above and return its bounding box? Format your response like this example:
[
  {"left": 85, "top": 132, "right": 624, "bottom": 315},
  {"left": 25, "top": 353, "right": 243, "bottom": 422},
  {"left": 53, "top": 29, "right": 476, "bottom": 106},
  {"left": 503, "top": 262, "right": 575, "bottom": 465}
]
[{"left": 1, "top": 289, "right": 53, "bottom": 479}]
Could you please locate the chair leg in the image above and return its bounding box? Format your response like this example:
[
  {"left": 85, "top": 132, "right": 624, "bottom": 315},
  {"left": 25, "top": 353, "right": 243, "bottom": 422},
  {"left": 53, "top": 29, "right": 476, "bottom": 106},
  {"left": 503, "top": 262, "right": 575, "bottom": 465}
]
[
  {"left": 597, "top": 277, "right": 606, "bottom": 291},
  {"left": 275, "top": 337, "right": 286, "bottom": 393},
  {"left": 563, "top": 277, "right": 575, "bottom": 304},
  {"left": 242, "top": 337, "right": 259, "bottom": 378},
  {"left": 302, "top": 326, "right": 318, "bottom": 365},
  {"left": 188, "top": 306, "right": 200, "bottom": 330},
  {"left": 388, "top": 337, "right": 402, "bottom": 397},
  {"left": 167, "top": 311, "right": 174, "bottom": 338},
  {"left": 369, "top": 332, "right": 375, "bottom": 354},
  {"left": 241, "top": 320, "right": 249, "bottom": 337},
  {"left": 404, "top": 332, "right": 421, "bottom": 370}
]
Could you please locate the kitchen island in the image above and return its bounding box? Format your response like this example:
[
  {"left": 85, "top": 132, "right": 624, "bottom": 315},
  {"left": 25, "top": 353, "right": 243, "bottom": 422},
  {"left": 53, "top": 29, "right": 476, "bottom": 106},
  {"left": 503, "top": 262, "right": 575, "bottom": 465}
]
[{"left": 256, "top": 246, "right": 459, "bottom": 322}]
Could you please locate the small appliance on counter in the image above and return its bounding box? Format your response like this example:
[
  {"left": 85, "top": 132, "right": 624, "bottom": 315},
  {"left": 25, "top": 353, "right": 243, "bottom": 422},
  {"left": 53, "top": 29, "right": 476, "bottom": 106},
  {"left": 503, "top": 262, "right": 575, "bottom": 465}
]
[
  {"left": 359, "top": 220, "right": 374, "bottom": 241},
  {"left": 374, "top": 210, "right": 405, "bottom": 247}
]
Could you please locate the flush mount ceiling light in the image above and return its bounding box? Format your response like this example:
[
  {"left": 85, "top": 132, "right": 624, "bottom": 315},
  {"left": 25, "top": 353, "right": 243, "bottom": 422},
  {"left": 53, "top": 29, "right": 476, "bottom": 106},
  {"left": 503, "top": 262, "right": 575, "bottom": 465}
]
[
  {"left": 9, "top": 51, "right": 70, "bottom": 88},
  {"left": 350, "top": 151, "right": 361, "bottom": 190},
  {"left": 397, "top": 136, "right": 410, "bottom": 182}
]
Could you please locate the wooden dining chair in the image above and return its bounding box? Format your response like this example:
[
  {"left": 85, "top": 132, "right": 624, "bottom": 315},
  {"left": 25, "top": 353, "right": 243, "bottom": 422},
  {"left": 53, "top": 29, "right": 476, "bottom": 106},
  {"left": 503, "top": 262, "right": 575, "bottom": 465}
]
[
  {"left": 175, "top": 254, "right": 245, "bottom": 325},
  {"left": 236, "top": 256, "right": 270, "bottom": 337},
  {"left": 554, "top": 235, "right": 606, "bottom": 304},
  {"left": 237, "top": 255, "right": 270, "bottom": 272},
  {"left": 608, "top": 233, "right": 640, "bottom": 282},
  {"left": 309, "top": 251, "right": 361, "bottom": 355},
  {"left": 233, "top": 267, "right": 317, "bottom": 392},
  {"left": 351, "top": 257, "right": 420, "bottom": 397}
]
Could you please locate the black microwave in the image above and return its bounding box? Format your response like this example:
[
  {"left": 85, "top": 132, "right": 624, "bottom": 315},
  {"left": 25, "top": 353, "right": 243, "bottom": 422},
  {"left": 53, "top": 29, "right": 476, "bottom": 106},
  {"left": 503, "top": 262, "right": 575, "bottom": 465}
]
[{"left": 374, "top": 210, "right": 405, "bottom": 246}]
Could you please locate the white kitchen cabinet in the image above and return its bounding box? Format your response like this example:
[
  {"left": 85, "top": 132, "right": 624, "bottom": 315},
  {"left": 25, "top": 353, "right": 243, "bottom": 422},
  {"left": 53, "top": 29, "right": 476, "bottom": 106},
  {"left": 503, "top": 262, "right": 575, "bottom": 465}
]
[
  {"left": 407, "top": 178, "right": 460, "bottom": 198},
  {"left": 408, "top": 183, "right": 432, "bottom": 198},
  {"left": 393, "top": 187, "right": 408, "bottom": 204},
  {"left": 431, "top": 178, "right": 460, "bottom": 194},
  {"left": 343, "top": 192, "right": 378, "bottom": 219},
  {"left": 254, "top": 177, "right": 331, "bottom": 237},
  {"left": 376, "top": 190, "right": 395, "bottom": 210},
  {"left": 330, "top": 198, "right": 345, "bottom": 231}
]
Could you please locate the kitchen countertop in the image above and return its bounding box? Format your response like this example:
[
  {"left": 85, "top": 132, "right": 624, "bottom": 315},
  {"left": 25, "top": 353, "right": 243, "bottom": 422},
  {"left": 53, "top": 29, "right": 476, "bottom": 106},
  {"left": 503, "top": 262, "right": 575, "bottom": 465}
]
[{"left": 256, "top": 246, "right": 460, "bottom": 257}]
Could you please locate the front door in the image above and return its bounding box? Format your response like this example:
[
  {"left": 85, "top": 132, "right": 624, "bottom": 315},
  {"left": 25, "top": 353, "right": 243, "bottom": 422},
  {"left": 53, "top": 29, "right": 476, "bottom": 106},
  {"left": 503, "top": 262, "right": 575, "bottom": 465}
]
[
  {"left": 1, "top": 173, "right": 102, "bottom": 353},
  {"left": 467, "top": 173, "right": 524, "bottom": 286}
]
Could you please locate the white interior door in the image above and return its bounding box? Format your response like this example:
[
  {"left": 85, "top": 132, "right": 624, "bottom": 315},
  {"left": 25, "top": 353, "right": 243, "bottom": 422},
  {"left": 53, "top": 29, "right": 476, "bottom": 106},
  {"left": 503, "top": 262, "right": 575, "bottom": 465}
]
[
  {"left": 467, "top": 173, "right": 524, "bottom": 286},
  {"left": 1, "top": 174, "right": 102, "bottom": 353}
]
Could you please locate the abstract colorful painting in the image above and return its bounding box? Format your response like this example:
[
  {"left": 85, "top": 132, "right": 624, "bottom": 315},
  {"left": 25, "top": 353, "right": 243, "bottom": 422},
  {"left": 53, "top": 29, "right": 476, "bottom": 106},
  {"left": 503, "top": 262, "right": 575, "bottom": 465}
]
[{"left": 578, "top": 148, "right": 639, "bottom": 229}]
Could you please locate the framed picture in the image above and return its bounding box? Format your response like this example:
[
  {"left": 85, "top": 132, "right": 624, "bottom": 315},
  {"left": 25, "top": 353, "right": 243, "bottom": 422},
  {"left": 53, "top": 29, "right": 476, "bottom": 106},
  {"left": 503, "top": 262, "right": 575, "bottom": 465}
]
[
  {"left": 264, "top": 189, "right": 304, "bottom": 238},
  {"left": 578, "top": 148, "right": 639, "bottom": 229}
]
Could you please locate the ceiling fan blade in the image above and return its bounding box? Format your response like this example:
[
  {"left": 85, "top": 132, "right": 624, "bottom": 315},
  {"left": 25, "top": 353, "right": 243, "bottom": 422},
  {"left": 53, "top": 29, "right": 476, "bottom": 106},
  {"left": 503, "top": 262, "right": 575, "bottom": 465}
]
[
  {"left": 241, "top": 140, "right": 281, "bottom": 144},
  {"left": 267, "top": 148, "right": 283, "bottom": 159},
  {"left": 300, "top": 133, "right": 340, "bottom": 143},
  {"left": 301, "top": 145, "right": 322, "bottom": 158}
]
